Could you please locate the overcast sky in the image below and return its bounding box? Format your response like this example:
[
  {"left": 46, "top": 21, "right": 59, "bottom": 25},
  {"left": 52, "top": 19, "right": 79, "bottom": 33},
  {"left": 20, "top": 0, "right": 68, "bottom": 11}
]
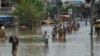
[
  {"left": 62, "top": 0, "right": 98, "bottom": 2},
  {"left": 62, "top": 0, "right": 85, "bottom": 2}
]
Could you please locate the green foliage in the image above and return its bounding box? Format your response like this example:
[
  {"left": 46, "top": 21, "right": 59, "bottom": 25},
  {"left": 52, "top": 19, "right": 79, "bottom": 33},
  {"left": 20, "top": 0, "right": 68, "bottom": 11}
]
[
  {"left": 47, "top": 6, "right": 57, "bottom": 15},
  {"left": 61, "top": 4, "right": 75, "bottom": 14},
  {"left": 14, "top": 0, "right": 44, "bottom": 24}
]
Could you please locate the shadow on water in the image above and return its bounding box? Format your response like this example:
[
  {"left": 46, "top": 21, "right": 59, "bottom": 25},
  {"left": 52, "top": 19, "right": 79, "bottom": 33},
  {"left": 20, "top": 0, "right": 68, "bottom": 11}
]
[{"left": 6, "top": 27, "right": 41, "bottom": 36}]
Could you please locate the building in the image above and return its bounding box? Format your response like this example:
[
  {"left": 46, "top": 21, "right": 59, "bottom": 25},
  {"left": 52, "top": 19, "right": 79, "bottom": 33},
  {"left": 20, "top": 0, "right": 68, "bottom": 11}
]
[
  {"left": 63, "top": 1, "right": 83, "bottom": 7},
  {"left": 0, "top": 0, "right": 14, "bottom": 25},
  {"left": 0, "top": 0, "right": 14, "bottom": 15},
  {"left": 95, "top": 1, "right": 100, "bottom": 16},
  {"left": 44, "top": 0, "right": 62, "bottom": 19},
  {"left": 45, "top": 0, "right": 62, "bottom": 6}
]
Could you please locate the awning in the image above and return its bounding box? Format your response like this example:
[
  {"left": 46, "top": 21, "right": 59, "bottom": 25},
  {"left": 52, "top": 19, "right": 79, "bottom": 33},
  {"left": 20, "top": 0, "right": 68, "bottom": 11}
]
[
  {"left": 0, "top": 15, "right": 14, "bottom": 21},
  {"left": 60, "top": 15, "right": 71, "bottom": 18},
  {"left": 96, "top": 19, "right": 100, "bottom": 22}
]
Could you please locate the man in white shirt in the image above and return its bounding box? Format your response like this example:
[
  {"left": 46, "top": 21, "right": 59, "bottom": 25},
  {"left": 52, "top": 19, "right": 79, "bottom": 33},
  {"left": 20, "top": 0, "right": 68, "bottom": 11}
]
[{"left": 43, "top": 31, "right": 50, "bottom": 46}]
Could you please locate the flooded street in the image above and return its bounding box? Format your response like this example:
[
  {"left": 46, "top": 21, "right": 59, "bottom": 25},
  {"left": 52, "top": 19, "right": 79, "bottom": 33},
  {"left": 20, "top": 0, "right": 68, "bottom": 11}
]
[
  {"left": 0, "top": 21, "right": 100, "bottom": 56},
  {"left": 0, "top": 0, "right": 99, "bottom": 56}
]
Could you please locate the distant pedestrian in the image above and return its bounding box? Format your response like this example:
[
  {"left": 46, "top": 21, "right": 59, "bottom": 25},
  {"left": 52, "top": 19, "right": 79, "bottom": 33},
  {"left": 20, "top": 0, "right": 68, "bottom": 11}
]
[
  {"left": 54, "top": 25, "right": 58, "bottom": 35},
  {"left": 77, "top": 22, "right": 80, "bottom": 28},
  {"left": 67, "top": 23, "right": 72, "bottom": 33},
  {"left": 52, "top": 25, "right": 57, "bottom": 41},
  {"left": 63, "top": 25, "right": 66, "bottom": 42},
  {"left": 58, "top": 25, "right": 64, "bottom": 42},
  {"left": 43, "top": 31, "right": 50, "bottom": 46},
  {"left": 63, "top": 25, "right": 66, "bottom": 37},
  {"left": 85, "top": 18, "right": 88, "bottom": 26},
  {"left": 9, "top": 35, "right": 19, "bottom": 56},
  {"left": 52, "top": 28, "right": 56, "bottom": 41}
]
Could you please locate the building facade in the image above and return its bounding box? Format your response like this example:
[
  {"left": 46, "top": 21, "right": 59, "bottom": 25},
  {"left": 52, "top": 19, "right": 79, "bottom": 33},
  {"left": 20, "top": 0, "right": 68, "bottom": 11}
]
[
  {"left": 0, "top": 0, "right": 14, "bottom": 25},
  {"left": 95, "top": 1, "right": 100, "bottom": 16},
  {"left": 0, "top": 0, "right": 13, "bottom": 15}
]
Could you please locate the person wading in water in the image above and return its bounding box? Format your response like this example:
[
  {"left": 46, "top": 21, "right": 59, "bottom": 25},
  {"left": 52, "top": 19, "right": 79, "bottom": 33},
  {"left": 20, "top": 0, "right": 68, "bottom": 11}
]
[{"left": 9, "top": 35, "right": 19, "bottom": 56}]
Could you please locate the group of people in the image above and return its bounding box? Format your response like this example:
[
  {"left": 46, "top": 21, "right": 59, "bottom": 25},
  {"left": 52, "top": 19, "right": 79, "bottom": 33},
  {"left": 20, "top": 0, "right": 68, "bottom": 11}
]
[
  {"left": 66, "top": 21, "right": 80, "bottom": 33},
  {"left": 43, "top": 21, "right": 80, "bottom": 45},
  {"left": 52, "top": 21, "right": 80, "bottom": 42},
  {"left": 0, "top": 24, "right": 19, "bottom": 56}
]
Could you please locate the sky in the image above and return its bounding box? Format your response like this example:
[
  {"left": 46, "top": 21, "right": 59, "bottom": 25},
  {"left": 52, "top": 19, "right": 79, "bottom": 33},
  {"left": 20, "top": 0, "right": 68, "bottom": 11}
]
[
  {"left": 62, "top": 0, "right": 99, "bottom": 2},
  {"left": 62, "top": 0, "right": 85, "bottom": 2}
]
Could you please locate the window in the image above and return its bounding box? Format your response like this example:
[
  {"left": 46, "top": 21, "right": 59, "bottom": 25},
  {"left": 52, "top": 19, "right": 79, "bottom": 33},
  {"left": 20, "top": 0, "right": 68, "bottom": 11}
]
[{"left": 1, "top": 3, "right": 9, "bottom": 7}]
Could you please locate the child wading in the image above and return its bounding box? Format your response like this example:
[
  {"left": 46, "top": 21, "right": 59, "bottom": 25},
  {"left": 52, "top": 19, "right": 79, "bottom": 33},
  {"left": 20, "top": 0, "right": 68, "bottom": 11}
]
[{"left": 43, "top": 31, "right": 50, "bottom": 46}]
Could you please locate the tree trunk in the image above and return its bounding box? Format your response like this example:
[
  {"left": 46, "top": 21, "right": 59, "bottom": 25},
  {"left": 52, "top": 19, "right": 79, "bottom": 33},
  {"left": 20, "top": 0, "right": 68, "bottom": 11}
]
[
  {"left": 31, "top": 22, "right": 40, "bottom": 34},
  {"left": 31, "top": 22, "right": 36, "bottom": 34}
]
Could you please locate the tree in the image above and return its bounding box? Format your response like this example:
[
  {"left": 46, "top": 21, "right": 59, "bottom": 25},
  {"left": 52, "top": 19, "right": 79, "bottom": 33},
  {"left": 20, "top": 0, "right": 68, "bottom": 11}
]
[
  {"left": 14, "top": 0, "right": 44, "bottom": 33},
  {"left": 47, "top": 6, "right": 57, "bottom": 18},
  {"left": 14, "top": 0, "right": 44, "bottom": 25},
  {"left": 12, "top": 0, "right": 20, "bottom": 4},
  {"left": 61, "top": 4, "right": 75, "bottom": 14}
]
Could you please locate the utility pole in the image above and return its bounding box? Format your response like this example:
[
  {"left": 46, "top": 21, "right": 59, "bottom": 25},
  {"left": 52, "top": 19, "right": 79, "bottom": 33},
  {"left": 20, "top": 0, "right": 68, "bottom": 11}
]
[
  {"left": 90, "top": 0, "right": 95, "bottom": 56},
  {"left": 56, "top": 0, "right": 62, "bottom": 23},
  {"left": 14, "top": 16, "right": 19, "bottom": 36},
  {"left": 57, "top": 5, "right": 60, "bottom": 22},
  {"left": 85, "top": 0, "right": 95, "bottom": 56}
]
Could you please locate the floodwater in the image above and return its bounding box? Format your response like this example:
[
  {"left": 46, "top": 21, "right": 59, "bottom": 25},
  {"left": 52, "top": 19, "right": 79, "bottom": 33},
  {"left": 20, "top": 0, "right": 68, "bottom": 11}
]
[{"left": 0, "top": 21, "right": 100, "bottom": 56}]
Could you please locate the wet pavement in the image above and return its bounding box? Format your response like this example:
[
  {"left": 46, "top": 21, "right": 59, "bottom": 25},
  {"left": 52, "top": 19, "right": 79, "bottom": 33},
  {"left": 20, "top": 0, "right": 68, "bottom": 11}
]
[{"left": 0, "top": 21, "right": 100, "bottom": 56}]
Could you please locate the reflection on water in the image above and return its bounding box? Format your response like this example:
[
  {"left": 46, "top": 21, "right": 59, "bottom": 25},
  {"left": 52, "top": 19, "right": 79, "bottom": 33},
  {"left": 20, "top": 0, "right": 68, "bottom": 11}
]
[
  {"left": 18, "top": 45, "right": 48, "bottom": 56},
  {"left": 5, "top": 27, "right": 41, "bottom": 36},
  {"left": 43, "top": 45, "right": 49, "bottom": 56},
  {"left": 47, "top": 43, "right": 66, "bottom": 56},
  {"left": 19, "top": 37, "right": 43, "bottom": 44}
]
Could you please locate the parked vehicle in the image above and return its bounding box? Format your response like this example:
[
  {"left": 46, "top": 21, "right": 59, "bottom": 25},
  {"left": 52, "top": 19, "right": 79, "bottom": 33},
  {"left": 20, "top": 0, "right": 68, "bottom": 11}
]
[
  {"left": 60, "top": 15, "right": 71, "bottom": 22},
  {"left": 41, "top": 19, "right": 57, "bottom": 25}
]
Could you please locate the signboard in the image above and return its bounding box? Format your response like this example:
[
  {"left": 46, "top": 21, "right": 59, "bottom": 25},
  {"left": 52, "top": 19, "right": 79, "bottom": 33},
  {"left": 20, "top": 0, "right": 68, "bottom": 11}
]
[{"left": 68, "top": 9, "right": 72, "bottom": 14}]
